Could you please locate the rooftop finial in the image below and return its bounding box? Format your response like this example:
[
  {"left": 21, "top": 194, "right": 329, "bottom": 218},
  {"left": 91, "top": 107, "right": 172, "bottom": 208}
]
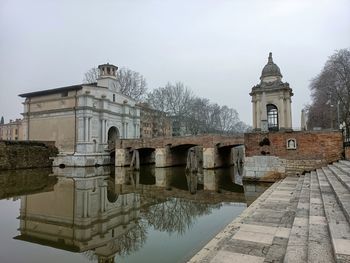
[{"left": 268, "top": 52, "right": 273, "bottom": 63}]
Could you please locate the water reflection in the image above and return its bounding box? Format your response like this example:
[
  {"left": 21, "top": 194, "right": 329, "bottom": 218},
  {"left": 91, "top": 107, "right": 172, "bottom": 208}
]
[
  {"left": 15, "top": 174, "right": 142, "bottom": 263},
  {"left": 0, "top": 164, "right": 271, "bottom": 263},
  {"left": 0, "top": 168, "right": 56, "bottom": 199}
]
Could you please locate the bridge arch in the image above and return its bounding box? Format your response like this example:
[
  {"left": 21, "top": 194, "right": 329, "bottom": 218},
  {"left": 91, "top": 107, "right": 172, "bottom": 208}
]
[{"left": 135, "top": 147, "right": 156, "bottom": 165}]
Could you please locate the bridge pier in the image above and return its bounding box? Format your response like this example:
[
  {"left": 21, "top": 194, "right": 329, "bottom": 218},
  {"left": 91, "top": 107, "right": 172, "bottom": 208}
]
[
  {"left": 155, "top": 146, "right": 172, "bottom": 168},
  {"left": 115, "top": 149, "right": 132, "bottom": 167},
  {"left": 203, "top": 146, "right": 244, "bottom": 169}
]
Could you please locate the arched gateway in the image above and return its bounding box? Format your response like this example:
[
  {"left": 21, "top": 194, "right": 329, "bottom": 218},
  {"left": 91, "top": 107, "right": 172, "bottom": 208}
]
[{"left": 107, "top": 126, "right": 120, "bottom": 150}]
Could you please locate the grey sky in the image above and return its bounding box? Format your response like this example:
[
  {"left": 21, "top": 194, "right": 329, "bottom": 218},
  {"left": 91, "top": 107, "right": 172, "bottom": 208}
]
[{"left": 1, "top": 0, "right": 349, "bottom": 127}]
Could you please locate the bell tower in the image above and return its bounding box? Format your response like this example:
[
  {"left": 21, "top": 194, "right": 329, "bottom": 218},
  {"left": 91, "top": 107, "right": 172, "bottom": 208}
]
[
  {"left": 250, "top": 53, "right": 293, "bottom": 131},
  {"left": 97, "top": 63, "right": 119, "bottom": 91}
]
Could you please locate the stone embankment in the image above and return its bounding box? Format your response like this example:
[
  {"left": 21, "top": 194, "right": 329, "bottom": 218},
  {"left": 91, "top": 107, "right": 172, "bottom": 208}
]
[
  {"left": 189, "top": 160, "right": 350, "bottom": 263},
  {"left": 0, "top": 140, "right": 58, "bottom": 170}
]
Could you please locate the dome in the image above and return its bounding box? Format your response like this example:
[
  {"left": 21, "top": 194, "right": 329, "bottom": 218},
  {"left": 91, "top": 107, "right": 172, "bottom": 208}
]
[{"left": 260, "top": 52, "right": 282, "bottom": 79}]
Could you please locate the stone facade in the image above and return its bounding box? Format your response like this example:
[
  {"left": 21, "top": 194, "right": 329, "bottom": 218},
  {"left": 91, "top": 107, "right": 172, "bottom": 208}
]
[
  {"left": 0, "top": 119, "right": 24, "bottom": 141},
  {"left": 244, "top": 130, "right": 343, "bottom": 181},
  {"left": 19, "top": 63, "right": 141, "bottom": 166},
  {"left": 0, "top": 140, "right": 58, "bottom": 170},
  {"left": 250, "top": 53, "right": 293, "bottom": 131}
]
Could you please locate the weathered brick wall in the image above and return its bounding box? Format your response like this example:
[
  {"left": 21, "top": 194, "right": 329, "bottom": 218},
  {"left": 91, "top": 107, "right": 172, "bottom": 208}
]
[
  {"left": 244, "top": 131, "right": 343, "bottom": 180},
  {"left": 245, "top": 131, "right": 343, "bottom": 163},
  {"left": 0, "top": 140, "right": 58, "bottom": 170}
]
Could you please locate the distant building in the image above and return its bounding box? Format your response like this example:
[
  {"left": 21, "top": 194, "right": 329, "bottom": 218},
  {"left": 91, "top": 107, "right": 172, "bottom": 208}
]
[
  {"left": 139, "top": 103, "right": 172, "bottom": 138},
  {"left": 171, "top": 116, "right": 187, "bottom": 137},
  {"left": 0, "top": 118, "right": 23, "bottom": 141},
  {"left": 250, "top": 53, "right": 293, "bottom": 131},
  {"left": 19, "top": 63, "right": 140, "bottom": 166}
]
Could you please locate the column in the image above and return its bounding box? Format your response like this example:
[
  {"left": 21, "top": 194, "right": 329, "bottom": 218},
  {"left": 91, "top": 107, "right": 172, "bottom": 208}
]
[
  {"left": 101, "top": 119, "right": 104, "bottom": 143},
  {"left": 84, "top": 117, "right": 88, "bottom": 142},
  {"left": 279, "top": 97, "right": 285, "bottom": 129},
  {"left": 83, "top": 191, "right": 88, "bottom": 218},
  {"left": 122, "top": 122, "right": 125, "bottom": 139},
  {"left": 252, "top": 99, "right": 257, "bottom": 129},
  {"left": 256, "top": 98, "right": 261, "bottom": 129},
  {"left": 286, "top": 98, "right": 292, "bottom": 129},
  {"left": 105, "top": 120, "right": 108, "bottom": 143},
  {"left": 88, "top": 117, "right": 91, "bottom": 142},
  {"left": 78, "top": 117, "right": 84, "bottom": 142}
]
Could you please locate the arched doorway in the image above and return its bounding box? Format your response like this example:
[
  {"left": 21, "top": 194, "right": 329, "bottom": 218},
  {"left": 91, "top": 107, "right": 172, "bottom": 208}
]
[
  {"left": 267, "top": 104, "right": 278, "bottom": 131},
  {"left": 107, "top": 126, "right": 120, "bottom": 150}
]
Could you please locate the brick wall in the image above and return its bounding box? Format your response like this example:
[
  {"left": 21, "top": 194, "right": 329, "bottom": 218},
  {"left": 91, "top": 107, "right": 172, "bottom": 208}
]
[
  {"left": 245, "top": 130, "right": 343, "bottom": 162},
  {"left": 0, "top": 140, "right": 58, "bottom": 170},
  {"left": 244, "top": 131, "right": 343, "bottom": 180}
]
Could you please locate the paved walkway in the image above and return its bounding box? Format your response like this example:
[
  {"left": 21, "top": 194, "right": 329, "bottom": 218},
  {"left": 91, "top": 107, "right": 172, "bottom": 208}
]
[{"left": 188, "top": 160, "right": 350, "bottom": 263}]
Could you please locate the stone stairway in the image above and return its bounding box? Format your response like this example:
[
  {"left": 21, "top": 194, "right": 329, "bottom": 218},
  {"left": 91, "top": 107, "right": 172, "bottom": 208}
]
[
  {"left": 189, "top": 160, "right": 350, "bottom": 263},
  {"left": 284, "top": 161, "right": 350, "bottom": 263}
]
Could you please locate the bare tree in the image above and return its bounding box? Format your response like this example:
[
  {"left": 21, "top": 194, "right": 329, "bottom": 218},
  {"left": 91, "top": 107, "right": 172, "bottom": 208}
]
[
  {"left": 144, "top": 197, "right": 220, "bottom": 235},
  {"left": 83, "top": 67, "right": 99, "bottom": 84},
  {"left": 83, "top": 67, "right": 147, "bottom": 101},
  {"left": 147, "top": 82, "right": 195, "bottom": 135},
  {"left": 117, "top": 67, "right": 147, "bottom": 101},
  {"left": 148, "top": 82, "right": 250, "bottom": 135},
  {"left": 307, "top": 48, "right": 350, "bottom": 130}
]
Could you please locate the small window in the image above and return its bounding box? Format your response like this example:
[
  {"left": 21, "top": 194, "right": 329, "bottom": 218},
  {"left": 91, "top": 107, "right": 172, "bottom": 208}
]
[
  {"left": 113, "top": 94, "right": 116, "bottom": 102},
  {"left": 15, "top": 129, "right": 18, "bottom": 135},
  {"left": 61, "top": 91, "right": 68, "bottom": 97}
]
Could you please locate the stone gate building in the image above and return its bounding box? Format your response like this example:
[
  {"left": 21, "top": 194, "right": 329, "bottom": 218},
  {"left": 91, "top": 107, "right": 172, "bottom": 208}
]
[{"left": 19, "top": 63, "right": 140, "bottom": 166}]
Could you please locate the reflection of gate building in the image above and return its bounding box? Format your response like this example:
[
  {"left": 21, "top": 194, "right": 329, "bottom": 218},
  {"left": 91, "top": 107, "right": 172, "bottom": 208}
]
[
  {"left": 250, "top": 53, "right": 293, "bottom": 131},
  {"left": 15, "top": 175, "right": 141, "bottom": 263}
]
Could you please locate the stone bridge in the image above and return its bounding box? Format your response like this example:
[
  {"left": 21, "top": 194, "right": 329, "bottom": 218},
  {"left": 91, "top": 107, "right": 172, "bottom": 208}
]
[{"left": 114, "top": 134, "right": 244, "bottom": 169}]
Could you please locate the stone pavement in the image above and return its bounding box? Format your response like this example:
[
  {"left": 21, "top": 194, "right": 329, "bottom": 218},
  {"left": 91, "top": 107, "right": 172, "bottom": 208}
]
[{"left": 188, "top": 160, "right": 350, "bottom": 263}]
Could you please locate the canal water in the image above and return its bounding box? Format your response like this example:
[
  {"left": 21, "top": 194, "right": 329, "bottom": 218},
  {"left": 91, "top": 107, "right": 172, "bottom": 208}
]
[{"left": 0, "top": 166, "right": 271, "bottom": 263}]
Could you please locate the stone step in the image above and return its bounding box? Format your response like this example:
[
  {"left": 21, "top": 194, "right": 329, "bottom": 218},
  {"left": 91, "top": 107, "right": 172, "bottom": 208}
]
[
  {"left": 283, "top": 173, "right": 310, "bottom": 263},
  {"left": 339, "top": 160, "right": 350, "bottom": 168},
  {"left": 263, "top": 176, "right": 305, "bottom": 262},
  {"left": 316, "top": 168, "right": 350, "bottom": 262},
  {"left": 331, "top": 162, "right": 350, "bottom": 192},
  {"left": 323, "top": 166, "right": 350, "bottom": 224},
  {"left": 307, "top": 171, "right": 335, "bottom": 263}
]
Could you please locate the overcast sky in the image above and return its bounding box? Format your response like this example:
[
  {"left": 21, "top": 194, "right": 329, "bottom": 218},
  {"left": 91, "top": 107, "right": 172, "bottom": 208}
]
[{"left": 1, "top": 0, "right": 349, "bottom": 127}]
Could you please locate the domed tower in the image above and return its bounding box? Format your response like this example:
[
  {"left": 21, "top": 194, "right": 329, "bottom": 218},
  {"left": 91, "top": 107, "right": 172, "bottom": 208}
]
[{"left": 250, "top": 53, "right": 293, "bottom": 131}]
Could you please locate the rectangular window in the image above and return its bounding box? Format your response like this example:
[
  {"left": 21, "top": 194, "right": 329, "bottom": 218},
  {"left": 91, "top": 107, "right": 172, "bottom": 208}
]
[
  {"left": 61, "top": 91, "right": 68, "bottom": 97},
  {"left": 113, "top": 94, "right": 116, "bottom": 102}
]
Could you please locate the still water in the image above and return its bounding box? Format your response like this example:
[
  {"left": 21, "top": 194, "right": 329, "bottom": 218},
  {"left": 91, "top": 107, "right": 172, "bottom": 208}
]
[{"left": 0, "top": 166, "right": 271, "bottom": 263}]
